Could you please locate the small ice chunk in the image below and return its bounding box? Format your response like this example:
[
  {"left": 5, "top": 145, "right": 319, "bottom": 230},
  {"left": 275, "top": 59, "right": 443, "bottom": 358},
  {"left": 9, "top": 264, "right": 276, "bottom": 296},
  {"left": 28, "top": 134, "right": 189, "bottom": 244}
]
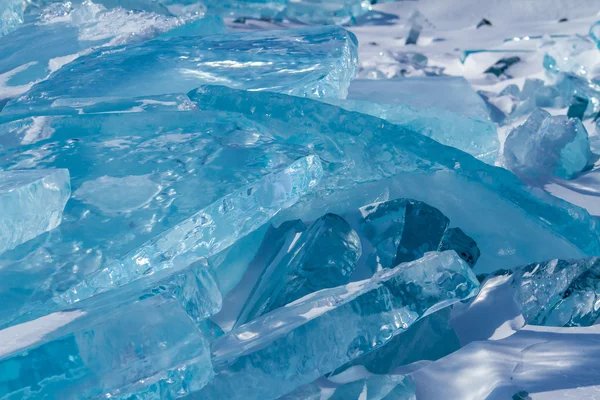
[
  {"left": 503, "top": 108, "right": 594, "bottom": 181},
  {"left": 0, "top": 0, "right": 24, "bottom": 36},
  {"left": 0, "top": 169, "right": 70, "bottom": 256}
]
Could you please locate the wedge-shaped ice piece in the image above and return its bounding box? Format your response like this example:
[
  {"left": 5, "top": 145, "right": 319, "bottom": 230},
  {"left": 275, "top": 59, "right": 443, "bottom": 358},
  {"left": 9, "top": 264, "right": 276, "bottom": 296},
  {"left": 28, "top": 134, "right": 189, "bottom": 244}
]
[
  {"left": 347, "top": 77, "right": 490, "bottom": 120},
  {"left": 0, "top": 111, "right": 321, "bottom": 326},
  {"left": 0, "top": 277, "right": 218, "bottom": 399},
  {"left": 504, "top": 108, "right": 594, "bottom": 181},
  {"left": 236, "top": 213, "right": 361, "bottom": 326},
  {"left": 198, "top": 251, "right": 478, "bottom": 400},
  {"left": 189, "top": 86, "right": 600, "bottom": 273},
  {"left": 0, "top": 0, "right": 24, "bottom": 36},
  {"left": 281, "top": 374, "right": 416, "bottom": 400},
  {"left": 506, "top": 257, "right": 600, "bottom": 327},
  {"left": 0, "top": 169, "right": 70, "bottom": 256},
  {"left": 10, "top": 25, "right": 357, "bottom": 112},
  {"left": 327, "top": 99, "right": 499, "bottom": 163},
  {"left": 0, "top": 1, "right": 219, "bottom": 100}
]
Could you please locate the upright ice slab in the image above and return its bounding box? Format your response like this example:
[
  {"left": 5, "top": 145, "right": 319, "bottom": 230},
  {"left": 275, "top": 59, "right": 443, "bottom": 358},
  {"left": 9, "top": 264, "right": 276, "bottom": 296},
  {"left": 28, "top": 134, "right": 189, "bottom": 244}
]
[
  {"left": 189, "top": 85, "right": 600, "bottom": 273},
  {"left": 0, "top": 169, "right": 70, "bottom": 256},
  {"left": 236, "top": 213, "right": 361, "bottom": 326},
  {"left": 0, "top": 111, "right": 321, "bottom": 327},
  {"left": 506, "top": 257, "right": 600, "bottom": 327},
  {"left": 9, "top": 25, "right": 358, "bottom": 112},
  {"left": 503, "top": 108, "right": 594, "bottom": 181},
  {"left": 198, "top": 251, "right": 478, "bottom": 400}
]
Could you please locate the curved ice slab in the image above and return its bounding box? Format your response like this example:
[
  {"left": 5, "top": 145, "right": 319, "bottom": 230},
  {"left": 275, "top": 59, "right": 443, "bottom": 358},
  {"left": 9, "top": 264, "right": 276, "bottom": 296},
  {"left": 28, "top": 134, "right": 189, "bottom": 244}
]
[
  {"left": 502, "top": 257, "right": 600, "bottom": 327},
  {"left": 0, "top": 169, "right": 70, "bottom": 256},
  {"left": 503, "top": 108, "right": 594, "bottom": 181},
  {"left": 0, "top": 0, "right": 24, "bottom": 36},
  {"left": 0, "top": 2, "right": 224, "bottom": 100},
  {"left": 11, "top": 25, "right": 357, "bottom": 112},
  {"left": 199, "top": 251, "right": 478, "bottom": 400},
  {"left": 0, "top": 111, "right": 321, "bottom": 326},
  {"left": 188, "top": 85, "right": 600, "bottom": 273}
]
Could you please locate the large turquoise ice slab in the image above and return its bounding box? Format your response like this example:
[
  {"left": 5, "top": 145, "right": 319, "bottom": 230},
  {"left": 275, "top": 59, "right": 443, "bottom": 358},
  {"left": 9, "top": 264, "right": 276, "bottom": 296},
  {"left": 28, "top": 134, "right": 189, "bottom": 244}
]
[
  {"left": 0, "top": 0, "right": 24, "bottom": 36},
  {"left": 347, "top": 77, "right": 490, "bottom": 120},
  {"left": 503, "top": 108, "right": 594, "bottom": 181},
  {"left": 0, "top": 169, "right": 70, "bottom": 256},
  {"left": 280, "top": 374, "right": 416, "bottom": 400},
  {"left": 0, "top": 1, "right": 221, "bottom": 101},
  {"left": 0, "top": 289, "right": 216, "bottom": 399},
  {"left": 9, "top": 25, "right": 357, "bottom": 112},
  {"left": 503, "top": 257, "right": 600, "bottom": 327},
  {"left": 188, "top": 85, "right": 600, "bottom": 273},
  {"left": 236, "top": 213, "right": 361, "bottom": 326},
  {"left": 60, "top": 154, "right": 322, "bottom": 305},
  {"left": 196, "top": 251, "right": 478, "bottom": 400},
  {"left": 327, "top": 98, "right": 499, "bottom": 163},
  {"left": 0, "top": 111, "right": 321, "bottom": 326}
]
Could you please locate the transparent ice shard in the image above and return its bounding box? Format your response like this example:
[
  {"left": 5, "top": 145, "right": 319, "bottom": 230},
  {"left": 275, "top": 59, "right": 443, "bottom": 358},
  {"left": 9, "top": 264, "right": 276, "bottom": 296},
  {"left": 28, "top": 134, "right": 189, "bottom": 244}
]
[
  {"left": 0, "top": 0, "right": 24, "bottom": 36},
  {"left": 0, "top": 169, "right": 70, "bottom": 256},
  {"left": 0, "top": 111, "right": 321, "bottom": 327},
  {"left": 505, "top": 257, "right": 600, "bottom": 327},
  {"left": 198, "top": 251, "right": 478, "bottom": 400},
  {"left": 236, "top": 213, "right": 361, "bottom": 326},
  {"left": 9, "top": 25, "right": 358, "bottom": 112},
  {"left": 503, "top": 108, "right": 594, "bottom": 181},
  {"left": 189, "top": 85, "right": 600, "bottom": 273}
]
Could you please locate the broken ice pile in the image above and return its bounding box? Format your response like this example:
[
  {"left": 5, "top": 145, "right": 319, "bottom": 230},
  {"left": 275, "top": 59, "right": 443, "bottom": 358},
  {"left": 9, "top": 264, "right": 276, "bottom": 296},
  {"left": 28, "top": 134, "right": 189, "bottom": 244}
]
[
  {"left": 3, "top": 4, "right": 600, "bottom": 399},
  {"left": 503, "top": 108, "right": 594, "bottom": 181}
]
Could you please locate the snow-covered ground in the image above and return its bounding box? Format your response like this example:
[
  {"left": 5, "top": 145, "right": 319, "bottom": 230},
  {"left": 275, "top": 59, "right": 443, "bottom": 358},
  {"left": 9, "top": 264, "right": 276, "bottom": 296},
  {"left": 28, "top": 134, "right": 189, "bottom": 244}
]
[{"left": 348, "top": 3, "right": 600, "bottom": 397}]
